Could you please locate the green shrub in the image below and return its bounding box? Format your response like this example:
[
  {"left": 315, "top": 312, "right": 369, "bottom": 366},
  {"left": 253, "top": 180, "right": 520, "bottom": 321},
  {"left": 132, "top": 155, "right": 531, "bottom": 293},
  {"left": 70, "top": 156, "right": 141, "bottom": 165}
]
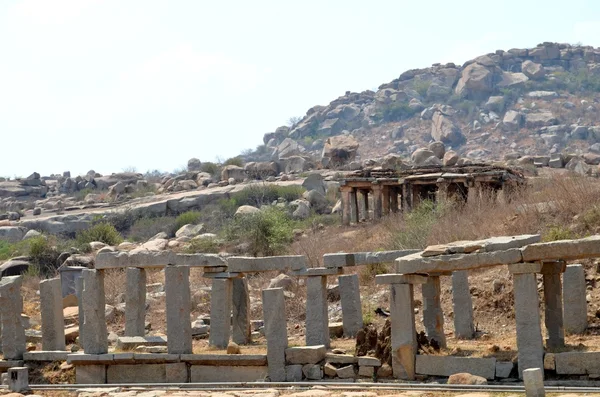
[
  {"left": 226, "top": 207, "right": 295, "bottom": 256},
  {"left": 76, "top": 223, "right": 123, "bottom": 246},
  {"left": 413, "top": 80, "right": 431, "bottom": 97},
  {"left": 388, "top": 200, "right": 444, "bottom": 249},
  {"left": 28, "top": 236, "right": 60, "bottom": 275},
  {"left": 0, "top": 240, "right": 29, "bottom": 261},
  {"left": 223, "top": 156, "right": 244, "bottom": 167},
  {"left": 359, "top": 263, "right": 389, "bottom": 285},
  {"left": 74, "top": 187, "right": 95, "bottom": 202},
  {"left": 376, "top": 102, "right": 419, "bottom": 122},
  {"left": 543, "top": 225, "right": 576, "bottom": 242},
  {"left": 128, "top": 216, "right": 177, "bottom": 242},
  {"left": 175, "top": 211, "right": 202, "bottom": 231},
  {"left": 200, "top": 162, "right": 221, "bottom": 178},
  {"left": 185, "top": 238, "right": 221, "bottom": 254},
  {"left": 231, "top": 185, "right": 305, "bottom": 208}
]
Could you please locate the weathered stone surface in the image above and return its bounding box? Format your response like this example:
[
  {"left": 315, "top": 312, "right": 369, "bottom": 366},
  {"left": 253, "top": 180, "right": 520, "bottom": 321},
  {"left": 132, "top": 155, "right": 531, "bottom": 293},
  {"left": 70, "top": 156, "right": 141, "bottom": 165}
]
[
  {"left": 263, "top": 288, "right": 287, "bottom": 382},
  {"left": 0, "top": 276, "right": 26, "bottom": 359},
  {"left": 125, "top": 268, "right": 146, "bottom": 337},
  {"left": 514, "top": 273, "right": 544, "bottom": 379},
  {"left": 75, "top": 365, "right": 106, "bottom": 384},
  {"left": 116, "top": 336, "right": 167, "bottom": 350},
  {"left": 306, "top": 276, "right": 329, "bottom": 347},
  {"left": 390, "top": 283, "right": 417, "bottom": 380},
  {"left": 209, "top": 278, "right": 232, "bottom": 348},
  {"left": 339, "top": 274, "right": 363, "bottom": 338},
  {"left": 323, "top": 250, "right": 418, "bottom": 268},
  {"left": 326, "top": 353, "right": 357, "bottom": 364},
  {"left": 336, "top": 364, "right": 356, "bottom": 379},
  {"left": 495, "top": 361, "right": 514, "bottom": 378},
  {"left": 232, "top": 277, "right": 251, "bottom": 345},
  {"left": 543, "top": 271, "right": 564, "bottom": 348},
  {"left": 190, "top": 365, "right": 267, "bottom": 382},
  {"left": 107, "top": 364, "right": 169, "bottom": 383},
  {"left": 563, "top": 264, "right": 587, "bottom": 334},
  {"left": 165, "top": 266, "right": 192, "bottom": 354},
  {"left": 8, "top": 367, "right": 29, "bottom": 393},
  {"left": 521, "top": 235, "right": 600, "bottom": 262},
  {"left": 285, "top": 364, "right": 303, "bottom": 381},
  {"left": 81, "top": 270, "right": 108, "bottom": 355},
  {"left": 95, "top": 251, "right": 226, "bottom": 269},
  {"left": 376, "top": 274, "right": 428, "bottom": 285},
  {"left": 39, "top": 278, "right": 66, "bottom": 351},
  {"left": 415, "top": 355, "right": 496, "bottom": 380},
  {"left": 395, "top": 249, "right": 523, "bottom": 274},
  {"left": 358, "top": 365, "right": 374, "bottom": 378},
  {"left": 431, "top": 111, "right": 464, "bottom": 144},
  {"left": 422, "top": 276, "right": 446, "bottom": 348},
  {"left": 228, "top": 256, "right": 306, "bottom": 272},
  {"left": 286, "top": 345, "right": 327, "bottom": 365},
  {"left": 179, "top": 354, "right": 266, "bottom": 366},
  {"left": 555, "top": 351, "right": 600, "bottom": 375},
  {"left": 451, "top": 271, "right": 474, "bottom": 339},
  {"left": 523, "top": 367, "right": 545, "bottom": 397},
  {"left": 358, "top": 357, "right": 381, "bottom": 366},
  {"left": 302, "top": 363, "right": 323, "bottom": 380},
  {"left": 23, "top": 351, "right": 69, "bottom": 361},
  {"left": 447, "top": 372, "right": 487, "bottom": 385}
]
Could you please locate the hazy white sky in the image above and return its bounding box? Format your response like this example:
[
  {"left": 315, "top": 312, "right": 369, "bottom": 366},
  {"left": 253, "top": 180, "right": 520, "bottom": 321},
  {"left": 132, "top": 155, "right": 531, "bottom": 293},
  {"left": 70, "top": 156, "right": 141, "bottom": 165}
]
[{"left": 2, "top": 0, "right": 600, "bottom": 177}]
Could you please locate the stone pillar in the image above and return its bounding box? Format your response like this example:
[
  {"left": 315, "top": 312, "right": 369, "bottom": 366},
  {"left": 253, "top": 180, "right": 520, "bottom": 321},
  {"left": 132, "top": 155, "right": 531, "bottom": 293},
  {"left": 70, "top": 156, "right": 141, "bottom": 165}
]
[
  {"left": 390, "top": 188, "right": 399, "bottom": 213},
  {"left": 563, "top": 264, "right": 587, "bottom": 334},
  {"left": 437, "top": 181, "right": 449, "bottom": 203},
  {"left": 411, "top": 185, "right": 422, "bottom": 207},
  {"left": 0, "top": 276, "right": 26, "bottom": 360},
  {"left": 262, "top": 288, "right": 288, "bottom": 382},
  {"left": 523, "top": 368, "right": 545, "bottom": 397},
  {"left": 350, "top": 189, "right": 359, "bottom": 224},
  {"left": 451, "top": 271, "right": 474, "bottom": 339},
  {"left": 402, "top": 183, "right": 412, "bottom": 212},
  {"left": 341, "top": 187, "right": 351, "bottom": 226},
  {"left": 372, "top": 184, "right": 383, "bottom": 219},
  {"left": 339, "top": 274, "right": 363, "bottom": 337},
  {"left": 8, "top": 367, "right": 29, "bottom": 393},
  {"left": 513, "top": 272, "right": 544, "bottom": 379},
  {"left": 382, "top": 186, "right": 390, "bottom": 215},
  {"left": 165, "top": 266, "right": 192, "bottom": 354},
  {"left": 232, "top": 277, "right": 251, "bottom": 345},
  {"left": 82, "top": 269, "right": 108, "bottom": 355},
  {"left": 75, "top": 276, "right": 85, "bottom": 348},
  {"left": 306, "top": 275, "right": 329, "bottom": 347},
  {"left": 542, "top": 263, "right": 564, "bottom": 348},
  {"left": 209, "top": 278, "right": 233, "bottom": 348},
  {"left": 391, "top": 283, "right": 418, "bottom": 380},
  {"left": 422, "top": 276, "right": 446, "bottom": 348},
  {"left": 39, "top": 278, "right": 66, "bottom": 351},
  {"left": 360, "top": 190, "right": 369, "bottom": 221},
  {"left": 125, "top": 267, "right": 147, "bottom": 337}
]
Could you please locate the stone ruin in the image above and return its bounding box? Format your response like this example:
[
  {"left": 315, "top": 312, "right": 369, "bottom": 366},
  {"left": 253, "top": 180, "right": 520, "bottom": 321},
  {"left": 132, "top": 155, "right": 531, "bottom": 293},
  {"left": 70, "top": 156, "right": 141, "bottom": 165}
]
[
  {"left": 339, "top": 163, "right": 524, "bottom": 225},
  {"left": 0, "top": 234, "right": 598, "bottom": 384}
]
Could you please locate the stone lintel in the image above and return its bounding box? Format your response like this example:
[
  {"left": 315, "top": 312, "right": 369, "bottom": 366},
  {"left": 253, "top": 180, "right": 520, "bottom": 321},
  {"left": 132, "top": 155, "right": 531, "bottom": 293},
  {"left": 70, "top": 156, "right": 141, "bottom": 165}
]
[
  {"left": 396, "top": 249, "right": 523, "bottom": 274},
  {"left": 132, "top": 353, "right": 180, "bottom": 363},
  {"left": 0, "top": 361, "right": 24, "bottom": 368},
  {"left": 508, "top": 262, "right": 542, "bottom": 274},
  {"left": 325, "top": 353, "right": 357, "bottom": 364},
  {"left": 23, "top": 351, "right": 69, "bottom": 362},
  {"left": 202, "top": 272, "right": 241, "bottom": 279},
  {"left": 323, "top": 250, "right": 419, "bottom": 268},
  {"left": 95, "top": 251, "right": 227, "bottom": 269},
  {"left": 540, "top": 260, "right": 566, "bottom": 274},
  {"left": 375, "top": 274, "right": 428, "bottom": 285},
  {"left": 521, "top": 235, "right": 600, "bottom": 262},
  {"left": 291, "top": 267, "right": 343, "bottom": 277},
  {"left": 179, "top": 354, "right": 267, "bottom": 366},
  {"left": 227, "top": 256, "right": 306, "bottom": 272},
  {"left": 67, "top": 353, "right": 115, "bottom": 365}
]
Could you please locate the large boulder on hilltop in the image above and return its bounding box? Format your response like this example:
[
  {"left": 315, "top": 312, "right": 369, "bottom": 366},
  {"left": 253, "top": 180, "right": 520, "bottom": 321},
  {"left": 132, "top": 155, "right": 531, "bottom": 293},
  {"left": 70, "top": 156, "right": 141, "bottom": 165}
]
[
  {"left": 94, "top": 172, "right": 144, "bottom": 190},
  {"left": 455, "top": 62, "right": 495, "bottom": 98},
  {"left": 381, "top": 154, "right": 406, "bottom": 170},
  {"left": 521, "top": 60, "right": 546, "bottom": 80},
  {"left": 244, "top": 162, "right": 279, "bottom": 179},
  {"left": 273, "top": 138, "right": 304, "bottom": 160},
  {"left": 411, "top": 148, "right": 435, "bottom": 165},
  {"left": 428, "top": 141, "right": 446, "bottom": 159},
  {"left": 326, "top": 104, "right": 361, "bottom": 121},
  {"left": 431, "top": 111, "right": 465, "bottom": 145},
  {"left": 497, "top": 72, "right": 529, "bottom": 89},
  {"left": 221, "top": 165, "right": 245, "bottom": 182},
  {"left": 525, "top": 111, "right": 558, "bottom": 128},
  {"left": 283, "top": 156, "right": 312, "bottom": 174},
  {"left": 502, "top": 110, "right": 523, "bottom": 131},
  {"left": 321, "top": 135, "right": 359, "bottom": 168},
  {"left": 485, "top": 96, "right": 505, "bottom": 112},
  {"left": 529, "top": 43, "right": 560, "bottom": 60},
  {"left": 187, "top": 158, "right": 202, "bottom": 172},
  {"left": 302, "top": 173, "right": 326, "bottom": 196},
  {"left": 443, "top": 151, "right": 459, "bottom": 166}
]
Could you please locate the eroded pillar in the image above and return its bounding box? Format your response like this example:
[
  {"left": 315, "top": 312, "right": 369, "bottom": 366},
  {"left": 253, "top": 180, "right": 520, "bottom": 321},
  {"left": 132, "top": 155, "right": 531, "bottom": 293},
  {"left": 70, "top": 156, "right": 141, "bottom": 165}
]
[
  {"left": 125, "top": 267, "right": 147, "bottom": 337},
  {"left": 263, "top": 288, "right": 288, "bottom": 382},
  {"left": 82, "top": 269, "right": 108, "bottom": 354},
  {"left": 382, "top": 186, "right": 391, "bottom": 215},
  {"left": 422, "top": 276, "right": 446, "bottom": 348},
  {"left": 75, "top": 276, "right": 85, "bottom": 348},
  {"left": 209, "top": 278, "right": 233, "bottom": 348},
  {"left": 165, "top": 265, "right": 192, "bottom": 354},
  {"left": 350, "top": 189, "right": 359, "bottom": 224},
  {"left": 39, "top": 278, "right": 66, "bottom": 351},
  {"left": 306, "top": 275, "right": 329, "bottom": 347},
  {"left": 542, "top": 262, "right": 565, "bottom": 348},
  {"left": 341, "top": 187, "right": 351, "bottom": 226},
  {"left": 0, "top": 276, "right": 26, "bottom": 359},
  {"left": 372, "top": 184, "right": 383, "bottom": 219},
  {"left": 451, "top": 271, "right": 474, "bottom": 339},
  {"left": 563, "top": 264, "right": 587, "bottom": 334},
  {"left": 390, "top": 188, "right": 399, "bottom": 213},
  {"left": 339, "top": 274, "right": 363, "bottom": 337},
  {"left": 513, "top": 271, "right": 544, "bottom": 379},
  {"left": 232, "top": 277, "right": 251, "bottom": 345},
  {"left": 402, "top": 183, "right": 412, "bottom": 212},
  {"left": 391, "top": 283, "right": 418, "bottom": 380},
  {"left": 360, "top": 190, "right": 369, "bottom": 221}
]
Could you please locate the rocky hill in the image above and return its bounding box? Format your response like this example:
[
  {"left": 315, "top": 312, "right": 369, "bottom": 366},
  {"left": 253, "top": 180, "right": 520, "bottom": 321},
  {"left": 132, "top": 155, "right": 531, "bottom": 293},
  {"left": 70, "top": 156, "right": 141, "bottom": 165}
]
[{"left": 253, "top": 42, "right": 600, "bottom": 171}]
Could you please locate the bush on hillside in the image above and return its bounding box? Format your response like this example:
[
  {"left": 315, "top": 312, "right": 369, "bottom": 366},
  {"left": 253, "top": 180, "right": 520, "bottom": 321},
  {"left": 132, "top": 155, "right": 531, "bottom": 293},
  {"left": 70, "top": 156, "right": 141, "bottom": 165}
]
[
  {"left": 128, "top": 216, "right": 177, "bottom": 241},
  {"left": 76, "top": 222, "right": 123, "bottom": 246},
  {"left": 230, "top": 184, "right": 305, "bottom": 208},
  {"left": 174, "top": 211, "right": 202, "bottom": 231},
  {"left": 28, "top": 236, "right": 61, "bottom": 276},
  {"left": 184, "top": 237, "right": 221, "bottom": 254}
]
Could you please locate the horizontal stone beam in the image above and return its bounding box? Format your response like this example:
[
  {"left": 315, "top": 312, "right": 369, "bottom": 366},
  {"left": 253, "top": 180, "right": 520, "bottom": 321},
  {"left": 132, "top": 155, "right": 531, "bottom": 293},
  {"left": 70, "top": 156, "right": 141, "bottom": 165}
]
[
  {"left": 227, "top": 256, "right": 306, "bottom": 272},
  {"left": 96, "top": 251, "right": 227, "bottom": 269},
  {"left": 395, "top": 248, "right": 523, "bottom": 274},
  {"left": 521, "top": 235, "right": 600, "bottom": 262},
  {"left": 180, "top": 354, "right": 267, "bottom": 366},
  {"left": 323, "top": 250, "right": 419, "bottom": 268},
  {"left": 375, "top": 274, "right": 429, "bottom": 285},
  {"left": 291, "top": 267, "right": 344, "bottom": 277}
]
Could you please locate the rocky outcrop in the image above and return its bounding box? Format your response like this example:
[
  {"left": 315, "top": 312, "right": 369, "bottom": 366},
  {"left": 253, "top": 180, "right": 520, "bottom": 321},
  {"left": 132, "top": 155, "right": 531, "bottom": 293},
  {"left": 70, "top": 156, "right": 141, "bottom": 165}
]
[
  {"left": 322, "top": 135, "right": 359, "bottom": 168},
  {"left": 431, "top": 111, "right": 465, "bottom": 145}
]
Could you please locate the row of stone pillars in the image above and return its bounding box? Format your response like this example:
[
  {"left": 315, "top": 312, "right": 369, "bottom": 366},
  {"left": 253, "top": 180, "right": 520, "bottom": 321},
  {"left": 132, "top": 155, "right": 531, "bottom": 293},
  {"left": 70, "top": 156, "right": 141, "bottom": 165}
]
[{"left": 340, "top": 185, "right": 402, "bottom": 225}]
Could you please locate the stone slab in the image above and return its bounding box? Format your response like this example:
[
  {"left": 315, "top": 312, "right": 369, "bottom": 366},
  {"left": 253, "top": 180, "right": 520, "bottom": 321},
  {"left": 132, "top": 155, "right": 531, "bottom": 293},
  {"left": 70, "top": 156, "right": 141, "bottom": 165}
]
[
  {"left": 202, "top": 272, "right": 242, "bottom": 279},
  {"left": 68, "top": 353, "right": 115, "bottom": 365},
  {"left": 495, "top": 361, "right": 514, "bottom": 378},
  {"left": 415, "top": 355, "right": 497, "bottom": 380},
  {"left": 285, "top": 364, "right": 303, "bottom": 382},
  {"left": 116, "top": 336, "right": 168, "bottom": 350},
  {"left": 509, "top": 262, "right": 543, "bottom": 274},
  {"left": 166, "top": 362, "right": 188, "bottom": 383},
  {"left": 376, "top": 274, "right": 428, "bottom": 285},
  {"left": 76, "top": 364, "right": 106, "bottom": 384},
  {"left": 23, "top": 351, "right": 69, "bottom": 362},
  {"left": 179, "top": 354, "right": 267, "bottom": 366},
  {"left": 357, "top": 357, "right": 381, "bottom": 366},
  {"left": 323, "top": 250, "right": 419, "bottom": 268},
  {"left": 286, "top": 345, "right": 327, "bottom": 364},
  {"left": 326, "top": 354, "right": 357, "bottom": 365},
  {"left": 132, "top": 353, "right": 180, "bottom": 363},
  {"left": 0, "top": 361, "right": 24, "bottom": 369},
  {"left": 96, "top": 251, "right": 227, "bottom": 269},
  {"left": 555, "top": 351, "right": 600, "bottom": 375},
  {"left": 292, "top": 267, "right": 344, "bottom": 276},
  {"left": 521, "top": 235, "right": 600, "bottom": 262},
  {"left": 395, "top": 249, "right": 523, "bottom": 274},
  {"left": 227, "top": 256, "right": 307, "bottom": 272},
  {"left": 523, "top": 367, "right": 545, "bottom": 397},
  {"left": 107, "top": 364, "right": 167, "bottom": 383},
  {"left": 190, "top": 365, "right": 268, "bottom": 382},
  {"left": 358, "top": 365, "right": 374, "bottom": 377}
]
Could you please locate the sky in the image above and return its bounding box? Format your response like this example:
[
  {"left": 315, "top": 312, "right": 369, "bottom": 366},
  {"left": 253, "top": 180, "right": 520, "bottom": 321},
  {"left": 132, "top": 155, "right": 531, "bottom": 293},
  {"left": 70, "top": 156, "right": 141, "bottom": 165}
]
[{"left": 2, "top": 0, "right": 600, "bottom": 177}]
